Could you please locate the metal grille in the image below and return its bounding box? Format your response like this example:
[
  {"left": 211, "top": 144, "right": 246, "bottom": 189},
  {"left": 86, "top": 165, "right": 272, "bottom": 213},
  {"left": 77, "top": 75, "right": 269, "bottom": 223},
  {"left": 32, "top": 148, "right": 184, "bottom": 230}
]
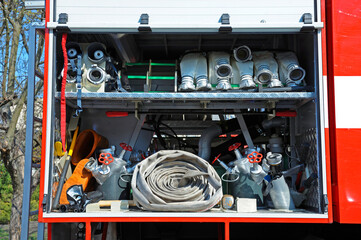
[{"left": 297, "top": 128, "right": 320, "bottom": 210}]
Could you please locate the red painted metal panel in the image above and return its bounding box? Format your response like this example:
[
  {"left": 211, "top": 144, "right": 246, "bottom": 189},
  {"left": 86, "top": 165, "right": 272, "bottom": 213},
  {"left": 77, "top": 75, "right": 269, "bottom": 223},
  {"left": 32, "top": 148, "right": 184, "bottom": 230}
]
[
  {"left": 332, "top": 0, "right": 361, "bottom": 76},
  {"left": 327, "top": 0, "right": 361, "bottom": 223},
  {"left": 40, "top": 216, "right": 331, "bottom": 224},
  {"left": 334, "top": 129, "right": 361, "bottom": 223}
]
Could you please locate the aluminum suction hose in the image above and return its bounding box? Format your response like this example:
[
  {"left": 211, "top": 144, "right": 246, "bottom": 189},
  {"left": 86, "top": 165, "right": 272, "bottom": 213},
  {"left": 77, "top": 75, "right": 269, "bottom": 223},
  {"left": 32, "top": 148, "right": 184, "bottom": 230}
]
[
  {"left": 208, "top": 52, "right": 233, "bottom": 90},
  {"left": 275, "top": 51, "right": 306, "bottom": 86},
  {"left": 253, "top": 51, "right": 282, "bottom": 88},
  {"left": 179, "top": 52, "right": 211, "bottom": 91}
]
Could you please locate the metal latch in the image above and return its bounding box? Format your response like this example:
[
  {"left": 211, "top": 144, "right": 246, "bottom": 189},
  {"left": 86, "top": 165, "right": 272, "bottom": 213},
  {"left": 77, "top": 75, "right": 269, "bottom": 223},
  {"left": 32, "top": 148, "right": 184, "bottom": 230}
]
[
  {"left": 220, "top": 13, "right": 230, "bottom": 25},
  {"left": 139, "top": 13, "right": 149, "bottom": 24},
  {"left": 56, "top": 13, "right": 71, "bottom": 32},
  {"left": 42, "top": 194, "right": 47, "bottom": 212},
  {"left": 219, "top": 13, "right": 232, "bottom": 33},
  {"left": 300, "top": 13, "right": 315, "bottom": 32},
  {"left": 302, "top": 13, "right": 313, "bottom": 24},
  {"left": 58, "top": 13, "right": 68, "bottom": 24},
  {"left": 138, "top": 13, "right": 152, "bottom": 32}
]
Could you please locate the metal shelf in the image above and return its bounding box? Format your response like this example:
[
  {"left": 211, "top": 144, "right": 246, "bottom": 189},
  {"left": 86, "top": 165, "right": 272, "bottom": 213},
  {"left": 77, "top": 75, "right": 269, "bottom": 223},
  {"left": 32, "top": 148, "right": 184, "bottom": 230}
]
[{"left": 57, "top": 91, "right": 315, "bottom": 110}]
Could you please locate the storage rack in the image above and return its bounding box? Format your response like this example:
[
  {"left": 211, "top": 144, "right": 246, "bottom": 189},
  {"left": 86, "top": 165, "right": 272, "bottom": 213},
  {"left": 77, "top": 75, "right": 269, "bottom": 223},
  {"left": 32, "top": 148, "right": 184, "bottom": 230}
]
[{"left": 21, "top": 0, "right": 334, "bottom": 239}]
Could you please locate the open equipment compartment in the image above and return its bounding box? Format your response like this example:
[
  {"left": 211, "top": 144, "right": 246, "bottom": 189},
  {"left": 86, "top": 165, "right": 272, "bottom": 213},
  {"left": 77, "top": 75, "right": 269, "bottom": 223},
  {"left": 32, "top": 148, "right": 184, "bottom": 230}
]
[{"left": 44, "top": 29, "right": 329, "bottom": 221}]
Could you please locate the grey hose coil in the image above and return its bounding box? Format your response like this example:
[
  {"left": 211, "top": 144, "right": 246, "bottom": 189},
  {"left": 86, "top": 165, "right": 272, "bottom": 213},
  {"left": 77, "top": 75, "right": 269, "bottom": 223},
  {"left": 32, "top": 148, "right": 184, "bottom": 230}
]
[{"left": 131, "top": 150, "right": 223, "bottom": 212}]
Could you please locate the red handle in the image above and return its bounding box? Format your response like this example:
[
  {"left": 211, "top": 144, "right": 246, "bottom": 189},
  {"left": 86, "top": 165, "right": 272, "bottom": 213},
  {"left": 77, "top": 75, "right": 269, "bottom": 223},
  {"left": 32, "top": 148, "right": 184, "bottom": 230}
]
[
  {"left": 247, "top": 151, "right": 263, "bottom": 163},
  {"left": 228, "top": 143, "right": 241, "bottom": 151},
  {"left": 99, "top": 152, "right": 114, "bottom": 165},
  {"left": 211, "top": 154, "right": 221, "bottom": 165},
  {"left": 119, "top": 143, "right": 133, "bottom": 151}
]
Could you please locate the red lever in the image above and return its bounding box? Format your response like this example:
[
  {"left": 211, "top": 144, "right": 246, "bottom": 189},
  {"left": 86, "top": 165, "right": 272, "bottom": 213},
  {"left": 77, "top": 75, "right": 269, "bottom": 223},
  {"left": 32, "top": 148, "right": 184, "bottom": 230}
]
[
  {"left": 119, "top": 143, "right": 133, "bottom": 151},
  {"left": 211, "top": 154, "right": 221, "bottom": 165},
  {"left": 106, "top": 111, "right": 129, "bottom": 117},
  {"left": 228, "top": 143, "right": 241, "bottom": 151},
  {"left": 247, "top": 151, "right": 263, "bottom": 163},
  {"left": 99, "top": 152, "right": 114, "bottom": 165}
]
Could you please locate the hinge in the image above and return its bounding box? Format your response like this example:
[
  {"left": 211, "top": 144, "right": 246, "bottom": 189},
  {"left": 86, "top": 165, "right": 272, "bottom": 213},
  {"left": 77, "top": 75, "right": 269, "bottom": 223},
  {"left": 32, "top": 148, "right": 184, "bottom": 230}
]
[
  {"left": 219, "top": 27, "right": 232, "bottom": 33},
  {"left": 55, "top": 26, "right": 71, "bottom": 33},
  {"left": 300, "top": 26, "right": 315, "bottom": 32},
  {"left": 42, "top": 194, "right": 47, "bottom": 212},
  {"left": 323, "top": 194, "right": 329, "bottom": 213}
]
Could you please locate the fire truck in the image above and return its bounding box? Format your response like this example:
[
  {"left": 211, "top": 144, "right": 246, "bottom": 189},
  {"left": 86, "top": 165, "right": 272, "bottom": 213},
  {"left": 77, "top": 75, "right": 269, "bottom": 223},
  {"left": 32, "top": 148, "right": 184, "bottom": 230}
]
[{"left": 21, "top": 0, "right": 361, "bottom": 239}]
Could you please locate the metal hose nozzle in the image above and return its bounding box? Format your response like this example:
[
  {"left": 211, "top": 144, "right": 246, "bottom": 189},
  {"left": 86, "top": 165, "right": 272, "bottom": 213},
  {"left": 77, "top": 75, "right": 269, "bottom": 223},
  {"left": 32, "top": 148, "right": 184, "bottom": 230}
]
[
  {"left": 86, "top": 65, "right": 106, "bottom": 85},
  {"left": 233, "top": 45, "right": 252, "bottom": 62}
]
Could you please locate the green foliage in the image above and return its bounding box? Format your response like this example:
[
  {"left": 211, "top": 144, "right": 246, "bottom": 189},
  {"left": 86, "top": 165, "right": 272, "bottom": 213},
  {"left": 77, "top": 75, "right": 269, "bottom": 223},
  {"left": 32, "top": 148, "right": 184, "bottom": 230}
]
[
  {"left": 0, "top": 161, "right": 40, "bottom": 223},
  {"left": 0, "top": 228, "right": 9, "bottom": 239},
  {"left": 0, "top": 161, "right": 12, "bottom": 224},
  {"left": 30, "top": 185, "right": 39, "bottom": 221}
]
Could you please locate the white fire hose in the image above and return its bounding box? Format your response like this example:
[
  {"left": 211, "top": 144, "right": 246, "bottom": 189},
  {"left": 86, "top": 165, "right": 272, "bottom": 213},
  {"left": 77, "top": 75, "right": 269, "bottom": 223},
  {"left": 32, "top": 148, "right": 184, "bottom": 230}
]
[{"left": 131, "top": 150, "right": 223, "bottom": 212}]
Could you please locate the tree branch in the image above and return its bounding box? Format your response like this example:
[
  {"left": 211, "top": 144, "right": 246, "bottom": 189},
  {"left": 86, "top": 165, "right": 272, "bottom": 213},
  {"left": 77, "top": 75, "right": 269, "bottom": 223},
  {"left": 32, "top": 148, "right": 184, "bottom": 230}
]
[{"left": 21, "top": 29, "right": 29, "bottom": 54}]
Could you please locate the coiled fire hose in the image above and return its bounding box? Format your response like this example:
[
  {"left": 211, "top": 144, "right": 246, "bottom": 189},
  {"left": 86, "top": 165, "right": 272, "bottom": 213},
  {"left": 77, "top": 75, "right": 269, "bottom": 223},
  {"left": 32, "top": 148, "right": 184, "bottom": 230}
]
[{"left": 131, "top": 150, "right": 223, "bottom": 212}]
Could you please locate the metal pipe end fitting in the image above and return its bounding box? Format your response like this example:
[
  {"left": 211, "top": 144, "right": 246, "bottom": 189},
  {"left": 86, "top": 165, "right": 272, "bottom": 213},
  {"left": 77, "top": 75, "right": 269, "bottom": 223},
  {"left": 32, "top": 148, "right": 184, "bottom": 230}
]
[
  {"left": 87, "top": 65, "right": 106, "bottom": 85},
  {"left": 66, "top": 42, "right": 82, "bottom": 60},
  {"left": 195, "top": 77, "right": 211, "bottom": 91},
  {"left": 216, "top": 78, "right": 232, "bottom": 91},
  {"left": 179, "top": 76, "right": 196, "bottom": 91},
  {"left": 255, "top": 68, "right": 273, "bottom": 84},
  {"left": 87, "top": 42, "right": 106, "bottom": 63},
  {"left": 288, "top": 65, "right": 306, "bottom": 82},
  {"left": 266, "top": 153, "right": 282, "bottom": 166},
  {"left": 61, "top": 64, "right": 78, "bottom": 83},
  {"left": 215, "top": 64, "right": 233, "bottom": 78},
  {"left": 267, "top": 78, "right": 283, "bottom": 88},
  {"left": 239, "top": 75, "right": 256, "bottom": 89},
  {"left": 233, "top": 45, "right": 252, "bottom": 62}
]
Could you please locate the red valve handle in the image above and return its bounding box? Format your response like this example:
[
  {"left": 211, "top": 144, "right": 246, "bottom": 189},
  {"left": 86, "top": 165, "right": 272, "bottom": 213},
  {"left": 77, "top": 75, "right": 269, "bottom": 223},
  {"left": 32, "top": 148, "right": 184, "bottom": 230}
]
[
  {"left": 211, "top": 153, "right": 221, "bottom": 165},
  {"left": 119, "top": 142, "right": 133, "bottom": 151},
  {"left": 99, "top": 152, "right": 114, "bottom": 165},
  {"left": 228, "top": 143, "right": 241, "bottom": 151},
  {"left": 247, "top": 151, "right": 263, "bottom": 163}
]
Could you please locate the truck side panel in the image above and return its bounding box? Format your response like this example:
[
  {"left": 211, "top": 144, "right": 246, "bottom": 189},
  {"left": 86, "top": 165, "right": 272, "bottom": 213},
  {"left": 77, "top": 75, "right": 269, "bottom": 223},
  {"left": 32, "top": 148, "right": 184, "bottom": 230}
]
[{"left": 328, "top": 0, "right": 361, "bottom": 223}]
